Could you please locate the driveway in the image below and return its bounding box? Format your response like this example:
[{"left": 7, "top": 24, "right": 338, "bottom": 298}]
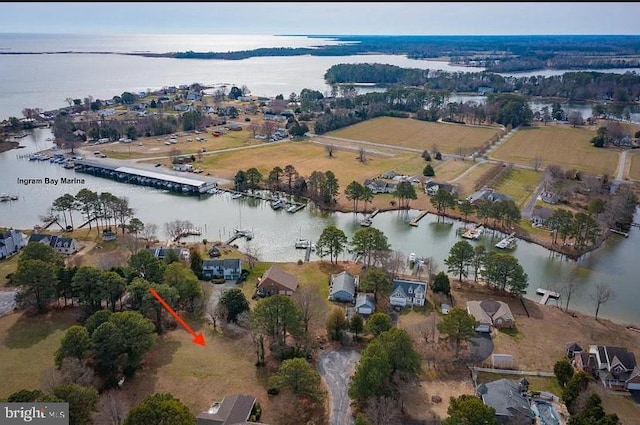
[
  {"left": 468, "top": 332, "right": 494, "bottom": 363},
  {"left": 0, "top": 289, "right": 18, "bottom": 317},
  {"left": 317, "top": 349, "right": 361, "bottom": 425}
]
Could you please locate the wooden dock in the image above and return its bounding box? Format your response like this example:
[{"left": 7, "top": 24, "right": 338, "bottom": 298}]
[
  {"left": 409, "top": 210, "right": 429, "bottom": 227},
  {"left": 610, "top": 228, "right": 629, "bottom": 238},
  {"left": 536, "top": 288, "right": 560, "bottom": 305}
]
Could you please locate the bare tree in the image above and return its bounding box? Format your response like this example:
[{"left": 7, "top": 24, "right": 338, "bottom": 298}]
[
  {"left": 244, "top": 243, "right": 260, "bottom": 269},
  {"left": 422, "top": 256, "right": 438, "bottom": 285},
  {"left": 121, "top": 233, "right": 143, "bottom": 255},
  {"left": 382, "top": 250, "right": 406, "bottom": 279},
  {"left": 590, "top": 282, "right": 614, "bottom": 320},
  {"left": 241, "top": 85, "right": 251, "bottom": 96},
  {"left": 293, "top": 286, "right": 325, "bottom": 335},
  {"left": 164, "top": 219, "right": 194, "bottom": 242},
  {"left": 431, "top": 144, "right": 440, "bottom": 156},
  {"left": 557, "top": 275, "right": 579, "bottom": 312},
  {"left": 261, "top": 120, "right": 278, "bottom": 140},
  {"left": 358, "top": 146, "right": 367, "bottom": 163},
  {"left": 364, "top": 396, "right": 401, "bottom": 425},
  {"left": 141, "top": 222, "right": 158, "bottom": 241},
  {"left": 326, "top": 144, "right": 335, "bottom": 157},
  {"left": 92, "top": 390, "right": 129, "bottom": 425},
  {"left": 248, "top": 121, "right": 259, "bottom": 138},
  {"left": 532, "top": 155, "right": 543, "bottom": 171}
]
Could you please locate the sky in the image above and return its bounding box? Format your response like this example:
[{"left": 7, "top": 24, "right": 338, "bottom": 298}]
[{"left": 1, "top": 2, "right": 639, "bottom": 35}]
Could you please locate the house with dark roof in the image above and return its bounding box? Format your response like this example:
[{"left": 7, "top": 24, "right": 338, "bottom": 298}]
[
  {"left": 328, "top": 271, "right": 358, "bottom": 302},
  {"left": 256, "top": 265, "right": 298, "bottom": 297},
  {"left": 424, "top": 181, "right": 456, "bottom": 196},
  {"left": 466, "top": 187, "right": 512, "bottom": 206},
  {"left": 146, "top": 246, "right": 190, "bottom": 261},
  {"left": 196, "top": 393, "right": 265, "bottom": 425},
  {"left": 540, "top": 191, "right": 560, "bottom": 205},
  {"left": 589, "top": 345, "right": 640, "bottom": 391},
  {"left": 467, "top": 300, "right": 515, "bottom": 333},
  {"left": 355, "top": 293, "right": 375, "bottom": 316},
  {"left": 0, "top": 229, "right": 26, "bottom": 260},
  {"left": 28, "top": 233, "right": 78, "bottom": 255},
  {"left": 565, "top": 341, "right": 583, "bottom": 359},
  {"left": 531, "top": 207, "right": 553, "bottom": 227},
  {"left": 202, "top": 259, "right": 242, "bottom": 281},
  {"left": 363, "top": 179, "right": 396, "bottom": 194},
  {"left": 390, "top": 278, "right": 427, "bottom": 308},
  {"left": 477, "top": 378, "right": 535, "bottom": 425}
]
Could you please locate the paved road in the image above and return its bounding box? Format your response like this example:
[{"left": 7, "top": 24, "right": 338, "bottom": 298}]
[{"left": 317, "top": 349, "right": 361, "bottom": 425}]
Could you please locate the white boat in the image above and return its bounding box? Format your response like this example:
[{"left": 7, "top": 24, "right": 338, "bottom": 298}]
[
  {"left": 270, "top": 198, "right": 287, "bottom": 210},
  {"left": 495, "top": 233, "right": 517, "bottom": 249},
  {"left": 408, "top": 252, "right": 416, "bottom": 263},
  {"left": 286, "top": 205, "right": 298, "bottom": 213},
  {"left": 360, "top": 217, "right": 372, "bottom": 227},
  {"left": 295, "top": 238, "right": 310, "bottom": 249},
  {"left": 0, "top": 193, "right": 18, "bottom": 202},
  {"left": 234, "top": 228, "right": 253, "bottom": 240},
  {"left": 231, "top": 193, "right": 243, "bottom": 199}
]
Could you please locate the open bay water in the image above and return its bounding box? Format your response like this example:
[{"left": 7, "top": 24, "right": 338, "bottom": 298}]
[{"left": 1, "top": 34, "right": 640, "bottom": 326}]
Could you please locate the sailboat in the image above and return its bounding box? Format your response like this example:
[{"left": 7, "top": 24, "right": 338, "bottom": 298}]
[{"left": 233, "top": 200, "right": 253, "bottom": 240}]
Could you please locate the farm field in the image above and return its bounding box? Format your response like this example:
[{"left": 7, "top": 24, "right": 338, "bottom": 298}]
[
  {"left": 448, "top": 162, "right": 495, "bottom": 198},
  {"left": 490, "top": 125, "right": 619, "bottom": 176},
  {"left": 327, "top": 116, "right": 501, "bottom": 154},
  {"left": 493, "top": 168, "right": 543, "bottom": 209},
  {"left": 430, "top": 158, "right": 477, "bottom": 183}
]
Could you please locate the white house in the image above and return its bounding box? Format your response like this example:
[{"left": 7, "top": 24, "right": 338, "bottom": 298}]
[
  {"left": 589, "top": 345, "right": 640, "bottom": 391},
  {"left": 173, "top": 164, "right": 194, "bottom": 172},
  {"left": 390, "top": 279, "right": 427, "bottom": 308},
  {"left": 0, "top": 229, "right": 26, "bottom": 260},
  {"left": 28, "top": 233, "right": 78, "bottom": 255},
  {"left": 202, "top": 259, "right": 242, "bottom": 281}
]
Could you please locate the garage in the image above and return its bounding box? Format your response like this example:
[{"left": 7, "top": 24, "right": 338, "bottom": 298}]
[
  {"left": 627, "top": 382, "right": 640, "bottom": 391},
  {"left": 475, "top": 323, "right": 491, "bottom": 333}
]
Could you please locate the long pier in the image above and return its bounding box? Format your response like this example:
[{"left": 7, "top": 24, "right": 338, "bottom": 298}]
[
  {"left": 409, "top": 210, "right": 429, "bottom": 227},
  {"left": 222, "top": 189, "right": 307, "bottom": 212}
]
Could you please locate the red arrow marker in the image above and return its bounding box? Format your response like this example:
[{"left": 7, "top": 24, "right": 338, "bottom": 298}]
[{"left": 148, "top": 287, "right": 206, "bottom": 346}]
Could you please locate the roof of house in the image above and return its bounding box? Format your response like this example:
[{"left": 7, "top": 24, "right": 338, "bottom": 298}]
[
  {"left": 203, "top": 259, "right": 242, "bottom": 269},
  {"left": 467, "top": 300, "right": 514, "bottom": 325},
  {"left": 28, "top": 233, "right": 76, "bottom": 249},
  {"left": 258, "top": 265, "right": 299, "bottom": 292},
  {"left": 479, "top": 379, "right": 535, "bottom": 423},
  {"left": 330, "top": 271, "right": 357, "bottom": 296},
  {"left": 355, "top": 293, "right": 375, "bottom": 309},
  {"left": 595, "top": 345, "right": 637, "bottom": 370},
  {"left": 196, "top": 394, "right": 257, "bottom": 425},
  {"left": 391, "top": 279, "right": 427, "bottom": 298},
  {"left": 566, "top": 341, "right": 583, "bottom": 352},
  {"left": 532, "top": 206, "right": 554, "bottom": 220}
]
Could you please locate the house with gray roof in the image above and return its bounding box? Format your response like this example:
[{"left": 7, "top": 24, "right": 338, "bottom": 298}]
[
  {"left": 425, "top": 181, "right": 456, "bottom": 196},
  {"left": 0, "top": 229, "right": 26, "bottom": 260},
  {"left": 477, "top": 378, "right": 535, "bottom": 425},
  {"left": 363, "top": 179, "right": 397, "bottom": 194},
  {"left": 531, "top": 207, "right": 553, "bottom": 227},
  {"left": 196, "top": 393, "right": 265, "bottom": 425},
  {"left": 146, "top": 246, "right": 190, "bottom": 261},
  {"left": 202, "top": 259, "right": 242, "bottom": 281},
  {"left": 589, "top": 345, "right": 640, "bottom": 391},
  {"left": 467, "top": 300, "right": 515, "bottom": 333},
  {"left": 28, "top": 233, "right": 78, "bottom": 255},
  {"left": 466, "top": 187, "right": 512, "bottom": 206},
  {"left": 390, "top": 278, "right": 427, "bottom": 308},
  {"left": 355, "top": 293, "right": 375, "bottom": 316},
  {"left": 328, "top": 271, "right": 358, "bottom": 302}
]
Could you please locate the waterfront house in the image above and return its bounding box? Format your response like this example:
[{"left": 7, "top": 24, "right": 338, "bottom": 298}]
[
  {"left": 574, "top": 350, "right": 597, "bottom": 376},
  {"left": 256, "top": 265, "right": 298, "bottom": 296},
  {"left": 355, "top": 293, "right": 376, "bottom": 316},
  {"left": 466, "top": 187, "right": 512, "bottom": 206},
  {"left": 28, "top": 233, "right": 78, "bottom": 255},
  {"left": 531, "top": 207, "right": 553, "bottom": 227},
  {"left": 146, "top": 246, "right": 190, "bottom": 261},
  {"left": 0, "top": 229, "right": 26, "bottom": 260},
  {"left": 565, "top": 341, "right": 583, "bottom": 359},
  {"left": 425, "top": 181, "right": 456, "bottom": 196},
  {"left": 466, "top": 300, "right": 514, "bottom": 332},
  {"left": 477, "top": 379, "right": 535, "bottom": 425},
  {"left": 196, "top": 393, "right": 264, "bottom": 425},
  {"left": 363, "top": 179, "right": 397, "bottom": 194},
  {"left": 202, "top": 259, "right": 242, "bottom": 281},
  {"left": 540, "top": 191, "right": 560, "bottom": 204},
  {"left": 389, "top": 278, "right": 427, "bottom": 308},
  {"left": 328, "top": 271, "right": 358, "bottom": 302},
  {"left": 589, "top": 345, "right": 640, "bottom": 391}
]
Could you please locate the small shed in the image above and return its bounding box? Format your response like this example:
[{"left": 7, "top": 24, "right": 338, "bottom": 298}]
[{"left": 491, "top": 354, "right": 514, "bottom": 369}]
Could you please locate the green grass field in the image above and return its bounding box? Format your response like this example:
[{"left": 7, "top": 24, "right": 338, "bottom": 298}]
[
  {"left": 491, "top": 125, "right": 619, "bottom": 176},
  {"left": 493, "top": 168, "right": 543, "bottom": 209},
  {"left": 629, "top": 151, "right": 640, "bottom": 181},
  {"left": 0, "top": 255, "right": 19, "bottom": 287}
]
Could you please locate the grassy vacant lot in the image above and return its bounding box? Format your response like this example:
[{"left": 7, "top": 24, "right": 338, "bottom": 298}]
[
  {"left": 493, "top": 168, "right": 543, "bottom": 209},
  {"left": 328, "top": 116, "right": 502, "bottom": 154},
  {"left": 84, "top": 125, "right": 260, "bottom": 160},
  {"left": 0, "top": 308, "right": 77, "bottom": 397},
  {"left": 629, "top": 151, "right": 640, "bottom": 181},
  {"left": 449, "top": 162, "right": 495, "bottom": 198},
  {"left": 430, "top": 158, "right": 477, "bottom": 183},
  {"left": 491, "top": 125, "right": 619, "bottom": 176}
]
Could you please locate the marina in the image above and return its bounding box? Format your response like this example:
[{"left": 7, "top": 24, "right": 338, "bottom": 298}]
[
  {"left": 73, "top": 159, "right": 219, "bottom": 195},
  {"left": 495, "top": 232, "right": 517, "bottom": 249}
]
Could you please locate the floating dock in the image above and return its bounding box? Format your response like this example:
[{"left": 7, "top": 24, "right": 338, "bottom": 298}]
[
  {"left": 536, "top": 288, "right": 560, "bottom": 305},
  {"left": 409, "top": 210, "right": 429, "bottom": 227},
  {"left": 610, "top": 229, "right": 629, "bottom": 238}
]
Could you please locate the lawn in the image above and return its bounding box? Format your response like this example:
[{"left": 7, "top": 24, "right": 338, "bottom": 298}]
[
  {"left": 0, "top": 309, "right": 78, "bottom": 397},
  {"left": 491, "top": 125, "right": 619, "bottom": 176},
  {"left": 0, "top": 254, "right": 19, "bottom": 287},
  {"left": 448, "top": 162, "right": 495, "bottom": 198},
  {"left": 493, "top": 168, "right": 543, "bottom": 209},
  {"left": 327, "top": 116, "right": 502, "bottom": 154},
  {"left": 476, "top": 371, "right": 563, "bottom": 397},
  {"left": 629, "top": 151, "right": 640, "bottom": 181},
  {"left": 430, "top": 158, "right": 477, "bottom": 183}
]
